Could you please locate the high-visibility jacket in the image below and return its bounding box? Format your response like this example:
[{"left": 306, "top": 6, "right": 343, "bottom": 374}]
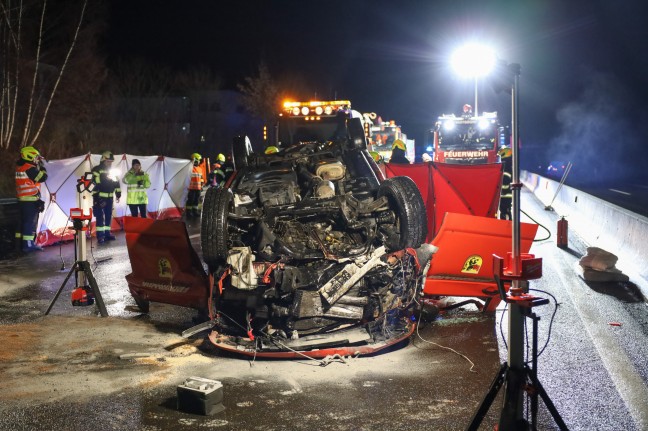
[
  {"left": 122, "top": 170, "right": 151, "bottom": 205},
  {"left": 189, "top": 165, "right": 204, "bottom": 190},
  {"left": 91, "top": 162, "right": 121, "bottom": 200},
  {"left": 15, "top": 160, "right": 47, "bottom": 201}
]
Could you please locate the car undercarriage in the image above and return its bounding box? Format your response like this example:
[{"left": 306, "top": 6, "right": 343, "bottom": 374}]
[{"left": 199, "top": 122, "right": 430, "bottom": 355}]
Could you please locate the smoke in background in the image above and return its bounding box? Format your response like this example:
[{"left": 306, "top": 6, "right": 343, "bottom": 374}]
[{"left": 548, "top": 71, "right": 648, "bottom": 185}]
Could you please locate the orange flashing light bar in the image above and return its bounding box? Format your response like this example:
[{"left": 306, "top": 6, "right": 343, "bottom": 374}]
[{"left": 282, "top": 100, "right": 351, "bottom": 117}]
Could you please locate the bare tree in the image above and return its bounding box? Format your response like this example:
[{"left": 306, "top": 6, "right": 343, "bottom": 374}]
[
  {"left": 103, "top": 59, "right": 191, "bottom": 155},
  {"left": 237, "top": 62, "right": 279, "bottom": 126},
  {"left": 0, "top": 0, "right": 88, "bottom": 150},
  {"left": 174, "top": 65, "right": 221, "bottom": 93}
]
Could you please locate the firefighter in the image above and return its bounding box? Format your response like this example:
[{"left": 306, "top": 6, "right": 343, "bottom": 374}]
[
  {"left": 92, "top": 151, "right": 121, "bottom": 243},
  {"left": 122, "top": 159, "right": 150, "bottom": 218},
  {"left": 15, "top": 146, "right": 48, "bottom": 252},
  {"left": 219, "top": 153, "right": 235, "bottom": 183},
  {"left": 207, "top": 162, "right": 225, "bottom": 188},
  {"left": 186, "top": 153, "right": 204, "bottom": 217},
  {"left": 498, "top": 146, "right": 513, "bottom": 220},
  {"left": 389, "top": 139, "right": 410, "bottom": 164}
]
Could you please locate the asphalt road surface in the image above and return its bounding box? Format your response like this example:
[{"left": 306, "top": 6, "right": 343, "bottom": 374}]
[{"left": 0, "top": 187, "right": 647, "bottom": 431}]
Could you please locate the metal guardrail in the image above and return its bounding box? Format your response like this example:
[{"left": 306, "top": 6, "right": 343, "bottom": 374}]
[{"left": 0, "top": 198, "right": 19, "bottom": 259}]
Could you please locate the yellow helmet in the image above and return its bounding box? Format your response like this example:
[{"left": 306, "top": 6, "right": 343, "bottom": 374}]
[
  {"left": 191, "top": 153, "right": 202, "bottom": 161},
  {"left": 498, "top": 146, "right": 512, "bottom": 159},
  {"left": 20, "top": 146, "right": 40, "bottom": 162},
  {"left": 369, "top": 151, "right": 383, "bottom": 163},
  {"left": 100, "top": 150, "right": 114, "bottom": 162},
  {"left": 217, "top": 153, "right": 226, "bottom": 163},
  {"left": 392, "top": 139, "right": 406, "bottom": 151},
  {"left": 264, "top": 146, "right": 279, "bottom": 155}
]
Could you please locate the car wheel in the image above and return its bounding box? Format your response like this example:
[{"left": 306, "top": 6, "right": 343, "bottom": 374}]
[
  {"left": 232, "top": 135, "right": 253, "bottom": 170},
  {"left": 377, "top": 176, "right": 427, "bottom": 251},
  {"left": 201, "top": 187, "right": 233, "bottom": 271}
]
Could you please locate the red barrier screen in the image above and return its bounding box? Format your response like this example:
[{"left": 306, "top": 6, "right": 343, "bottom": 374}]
[
  {"left": 423, "top": 213, "right": 538, "bottom": 311},
  {"left": 385, "top": 162, "right": 503, "bottom": 239},
  {"left": 124, "top": 217, "right": 210, "bottom": 312}
]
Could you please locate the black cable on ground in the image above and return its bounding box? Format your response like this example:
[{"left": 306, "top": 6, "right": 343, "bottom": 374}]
[
  {"left": 521, "top": 208, "right": 552, "bottom": 241},
  {"left": 57, "top": 215, "right": 72, "bottom": 271},
  {"left": 529, "top": 288, "right": 560, "bottom": 359},
  {"left": 497, "top": 288, "right": 560, "bottom": 361}
]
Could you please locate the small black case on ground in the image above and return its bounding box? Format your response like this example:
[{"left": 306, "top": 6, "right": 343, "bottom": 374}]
[{"left": 177, "top": 377, "right": 225, "bottom": 415}]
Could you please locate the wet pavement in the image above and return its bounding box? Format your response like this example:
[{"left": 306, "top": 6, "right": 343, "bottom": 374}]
[{"left": 1, "top": 189, "right": 648, "bottom": 430}]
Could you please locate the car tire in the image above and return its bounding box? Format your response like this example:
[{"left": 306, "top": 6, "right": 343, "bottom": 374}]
[
  {"left": 377, "top": 176, "right": 427, "bottom": 251},
  {"left": 232, "top": 135, "right": 253, "bottom": 171},
  {"left": 201, "top": 187, "right": 233, "bottom": 271}
]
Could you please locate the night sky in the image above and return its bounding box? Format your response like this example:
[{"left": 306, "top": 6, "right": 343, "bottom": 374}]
[{"left": 107, "top": 0, "right": 648, "bottom": 180}]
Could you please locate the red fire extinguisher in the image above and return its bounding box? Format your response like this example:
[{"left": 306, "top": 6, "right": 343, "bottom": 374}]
[{"left": 557, "top": 217, "right": 568, "bottom": 248}]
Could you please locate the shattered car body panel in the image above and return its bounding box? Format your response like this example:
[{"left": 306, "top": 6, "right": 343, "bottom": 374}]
[{"left": 199, "top": 113, "right": 429, "bottom": 356}]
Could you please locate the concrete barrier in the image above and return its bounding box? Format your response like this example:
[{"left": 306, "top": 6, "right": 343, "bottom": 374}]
[
  {"left": 0, "top": 198, "right": 19, "bottom": 260},
  {"left": 522, "top": 171, "right": 648, "bottom": 298}
]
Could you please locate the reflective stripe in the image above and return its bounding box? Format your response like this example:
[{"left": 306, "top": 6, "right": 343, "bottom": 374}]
[
  {"left": 34, "top": 170, "right": 46, "bottom": 183},
  {"left": 501, "top": 172, "right": 512, "bottom": 198},
  {"left": 15, "top": 164, "right": 40, "bottom": 198}
]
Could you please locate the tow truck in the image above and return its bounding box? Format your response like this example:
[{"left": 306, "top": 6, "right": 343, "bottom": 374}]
[{"left": 430, "top": 107, "right": 507, "bottom": 164}]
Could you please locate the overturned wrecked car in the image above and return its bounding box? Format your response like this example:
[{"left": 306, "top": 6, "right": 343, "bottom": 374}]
[{"left": 126, "top": 100, "right": 432, "bottom": 358}]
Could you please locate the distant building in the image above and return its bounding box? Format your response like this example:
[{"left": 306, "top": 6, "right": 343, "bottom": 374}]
[
  {"left": 108, "top": 90, "right": 262, "bottom": 158},
  {"left": 187, "top": 90, "right": 263, "bottom": 156}
]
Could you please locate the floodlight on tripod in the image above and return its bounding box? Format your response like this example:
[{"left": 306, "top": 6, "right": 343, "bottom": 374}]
[{"left": 464, "top": 60, "right": 568, "bottom": 431}]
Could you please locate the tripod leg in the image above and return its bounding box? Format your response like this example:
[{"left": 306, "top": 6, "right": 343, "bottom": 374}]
[
  {"left": 466, "top": 362, "right": 508, "bottom": 431},
  {"left": 499, "top": 365, "right": 528, "bottom": 430},
  {"left": 79, "top": 261, "right": 108, "bottom": 317},
  {"left": 45, "top": 262, "right": 78, "bottom": 315},
  {"left": 529, "top": 375, "right": 569, "bottom": 431}
]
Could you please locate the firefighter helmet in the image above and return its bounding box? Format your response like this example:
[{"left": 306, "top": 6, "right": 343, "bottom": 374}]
[
  {"left": 20, "top": 146, "right": 40, "bottom": 162},
  {"left": 391, "top": 139, "right": 406, "bottom": 151},
  {"left": 498, "top": 146, "right": 512, "bottom": 159},
  {"left": 463, "top": 104, "right": 473, "bottom": 113},
  {"left": 217, "top": 153, "right": 226, "bottom": 162},
  {"left": 100, "top": 150, "right": 115, "bottom": 162},
  {"left": 264, "top": 146, "right": 279, "bottom": 155},
  {"left": 191, "top": 153, "right": 202, "bottom": 161},
  {"left": 421, "top": 153, "right": 432, "bottom": 162},
  {"left": 369, "top": 151, "right": 383, "bottom": 163}
]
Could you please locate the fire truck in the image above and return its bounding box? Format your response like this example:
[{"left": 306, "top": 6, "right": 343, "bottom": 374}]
[
  {"left": 430, "top": 109, "right": 507, "bottom": 164},
  {"left": 364, "top": 114, "right": 415, "bottom": 163}
]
